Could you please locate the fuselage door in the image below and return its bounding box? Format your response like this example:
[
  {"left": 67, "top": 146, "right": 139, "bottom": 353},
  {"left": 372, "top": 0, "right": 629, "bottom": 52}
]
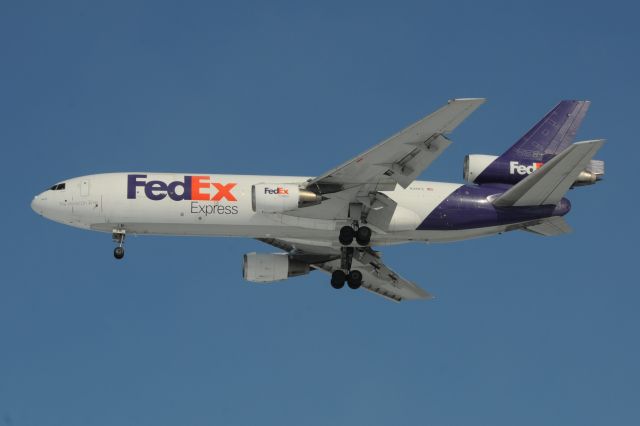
[
  {"left": 72, "top": 179, "right": 101, "bottom": 223},
  {"left": 81, "top": 180, "right": 90, "bottom": 196}
]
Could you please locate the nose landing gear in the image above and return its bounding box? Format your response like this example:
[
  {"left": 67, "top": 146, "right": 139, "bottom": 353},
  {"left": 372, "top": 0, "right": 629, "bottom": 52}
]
[
  {"left": 114, "top": 246, "right": 125, "bottom": 259},
  {"left": 112, "top": 229, "right": 126, "bottom": 260}
]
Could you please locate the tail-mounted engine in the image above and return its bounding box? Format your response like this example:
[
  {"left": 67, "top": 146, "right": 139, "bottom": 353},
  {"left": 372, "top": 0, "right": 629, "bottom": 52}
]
[
  {"left": 242, "top": 252, "right": 310, "bottom": 283},
  {"left": 463, "top": 154, "right": 604, "bottom": 186},
  {"left": 463, "top": 154, "right": 498, "bottom": 183},
  {"left": 251, "top": 183, "right": 323, "bottom": 213}
]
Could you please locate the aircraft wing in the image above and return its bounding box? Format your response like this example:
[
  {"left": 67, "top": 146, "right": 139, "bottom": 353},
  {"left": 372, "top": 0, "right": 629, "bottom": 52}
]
[
  {"left": 258, "top": 238, "right": 432, "bottom": 302},
  {"left": 305, "top": 98, "right": 485, "bottom": 195}
]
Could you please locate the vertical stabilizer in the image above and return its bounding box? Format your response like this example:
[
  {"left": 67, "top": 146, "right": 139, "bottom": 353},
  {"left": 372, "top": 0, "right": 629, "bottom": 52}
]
[
  {"left": 501, "top": 100, "right": 590, "bottom": 163},
  {"left": 475, "top": 100, "right": 590, "bottom": 184}
]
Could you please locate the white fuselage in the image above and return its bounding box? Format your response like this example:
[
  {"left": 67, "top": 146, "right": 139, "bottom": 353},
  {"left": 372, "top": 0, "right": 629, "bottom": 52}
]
[{"left": 31, "top": 172, "right": 511, "bottom": 246}]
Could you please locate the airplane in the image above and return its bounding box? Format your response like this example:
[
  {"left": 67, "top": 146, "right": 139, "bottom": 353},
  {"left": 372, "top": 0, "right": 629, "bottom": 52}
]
[{"left": 31, "top": 99, "right": 605, "bottom": 302}]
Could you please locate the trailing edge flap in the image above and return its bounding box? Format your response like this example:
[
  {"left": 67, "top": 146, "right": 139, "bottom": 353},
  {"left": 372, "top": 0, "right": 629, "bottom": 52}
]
[
  {"left": 522, "top": 216, "right": 572, "bottom": 236},
  {"left": 492, "top": 140, "right": 605, "bottom": 207},
  {"left": 257, "top": 238, "right": 431, "bottom": 302}
]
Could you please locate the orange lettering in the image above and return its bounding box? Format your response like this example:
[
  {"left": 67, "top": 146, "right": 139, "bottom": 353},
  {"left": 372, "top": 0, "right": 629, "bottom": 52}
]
[
  {"left": 191, "top": 176, "right": 210, "bottom": 200},
  {"left": 212, "top": 182, "right": 237, "bottom": 201}
]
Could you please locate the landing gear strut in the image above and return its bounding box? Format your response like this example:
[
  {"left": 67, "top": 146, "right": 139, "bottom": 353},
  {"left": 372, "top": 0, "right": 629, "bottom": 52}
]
[{"left": 112, "top": 229, "right": 126, "bottom": 260}]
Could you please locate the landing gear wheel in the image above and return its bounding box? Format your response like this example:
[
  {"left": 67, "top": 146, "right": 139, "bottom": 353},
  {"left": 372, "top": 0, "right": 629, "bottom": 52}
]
[
  {"left": 347, "top": 270, "right": 363, "bottom": 289},
  {"left": 355, "top": 226, "right": 372, "bottom": 246},
  {"left": 331, "top": 270, "right": 347, "bottom": 289},
  {"left": 114, "top": 246, "right": 125, "bottom": 260},
  {"left": 339, "top": 226, "right": 355, "bottom": 246}
]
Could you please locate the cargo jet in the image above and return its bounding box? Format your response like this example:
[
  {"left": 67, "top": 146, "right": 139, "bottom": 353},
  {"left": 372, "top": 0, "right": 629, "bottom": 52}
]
[{"left": 31, "top": 99, "right": 605, "bottom": 302}]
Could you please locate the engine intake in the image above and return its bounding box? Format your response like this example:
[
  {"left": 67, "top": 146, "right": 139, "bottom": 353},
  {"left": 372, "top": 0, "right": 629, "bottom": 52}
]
[
  {"left": 242, "top": 253, "right": 310, "bottom": 283},
  {"left": 252, "top": 183, "right": 323, "bottom": 213},
  {"left": 463, "top": 154, "right": 498, "bottom": 183}
]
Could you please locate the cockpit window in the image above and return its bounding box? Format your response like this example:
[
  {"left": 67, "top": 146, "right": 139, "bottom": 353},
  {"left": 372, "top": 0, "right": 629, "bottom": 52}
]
[{"left": 49, "top": 183, "right": 66, "bottom": 191}]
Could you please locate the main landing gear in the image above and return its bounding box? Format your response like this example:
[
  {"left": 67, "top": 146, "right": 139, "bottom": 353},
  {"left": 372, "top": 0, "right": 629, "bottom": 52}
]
[
  {"left": 339, "top": 225, "right": 372, "bottom": 246},
  {"left": 330, "top": 223, "right": 371, "bottom": 290},
  {"left": 330, "top": 246, "right": 363, "bottom": 290},
  {"left": 112, "top": 229, "right": 126, "bottom": 260},
  {"left": 331, "top": 269, "right": 363, "bottom": 290}
]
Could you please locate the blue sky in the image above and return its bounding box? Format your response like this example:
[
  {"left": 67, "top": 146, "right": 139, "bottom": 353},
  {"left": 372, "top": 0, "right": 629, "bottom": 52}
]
[{"left": 1, "top": 1, "right": 638, "bottom": 425}]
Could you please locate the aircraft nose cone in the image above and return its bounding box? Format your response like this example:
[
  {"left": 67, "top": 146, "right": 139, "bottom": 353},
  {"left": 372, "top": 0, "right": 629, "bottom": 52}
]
[{"left": 31, "top": 194, "right": 43, "bottom": 215}]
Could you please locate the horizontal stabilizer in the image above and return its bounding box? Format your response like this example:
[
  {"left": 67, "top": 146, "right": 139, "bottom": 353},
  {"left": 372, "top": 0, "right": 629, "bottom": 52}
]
[
  {"left": 522, "top": 216, "right": 572, "bottom": 236},
  {"left": 493, "top": 139, "right": 605, "bottom": 207}
]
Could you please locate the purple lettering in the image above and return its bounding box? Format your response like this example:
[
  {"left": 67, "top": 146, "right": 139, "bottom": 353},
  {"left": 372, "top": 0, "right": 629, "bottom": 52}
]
[
  {"left": 145, "top": 181, "right": 168, "bottom": 201},
  {"left": 127, "top": 174, "right": 147, "bottom": 199},
  {"left": 168, "top": 176, "right": 192, "bottom": 201}
]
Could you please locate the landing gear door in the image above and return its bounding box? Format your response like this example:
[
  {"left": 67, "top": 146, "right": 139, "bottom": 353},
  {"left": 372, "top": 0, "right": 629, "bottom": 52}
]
[{"left": 81, "top": 180, "right": 90, "bottom": 196}]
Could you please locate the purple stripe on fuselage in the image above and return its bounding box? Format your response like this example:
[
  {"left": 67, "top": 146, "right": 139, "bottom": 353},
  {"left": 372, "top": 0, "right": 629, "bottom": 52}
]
[{"left": 417, "top": 185, "right": 571, "bottom": 230}]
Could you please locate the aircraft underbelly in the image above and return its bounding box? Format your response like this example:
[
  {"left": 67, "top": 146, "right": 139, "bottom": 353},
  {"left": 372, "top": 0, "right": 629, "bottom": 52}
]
[{"left": 89, "top": 220, "right": 513, "bottom": 245}]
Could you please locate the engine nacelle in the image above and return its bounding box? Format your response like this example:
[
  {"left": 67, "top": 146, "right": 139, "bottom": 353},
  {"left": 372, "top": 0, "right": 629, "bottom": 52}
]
[
  {"left": 463, "top": 154, "right": 498, "bottom": 183},
  {"left": 252, "top": 183, "right": 323, "bottom": 213},
  {"left": 463, "top": 154, "right": 605, "bottom": 186},
  {"left": 242, "top": 252, "right": 310, "bottom": 283},
  {"left": 574, "top": 159, "right": 605, "bottom": 186}
]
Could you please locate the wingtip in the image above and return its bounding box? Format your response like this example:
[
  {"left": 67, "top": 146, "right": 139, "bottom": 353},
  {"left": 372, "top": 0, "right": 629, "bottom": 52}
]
[
  {"left": 559, "top": 99, "right": 591, "bottom": 103},
  {"left": 449, "top": 97, "right": 487, "bottom": 104},
  {"left": 417, "top": 290, "right": 435, "bottom": 300},
  {"left": 574, "top": 139, "right": 606, "bottom": 146}
]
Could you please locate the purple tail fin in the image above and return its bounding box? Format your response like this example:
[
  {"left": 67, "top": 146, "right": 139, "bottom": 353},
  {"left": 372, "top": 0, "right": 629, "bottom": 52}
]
[
  {"left": 475, "top": 100, "right": 590, "bottom": 184},
  {"left": 501, "top": 100, "right": 590, "bottom": 162}
]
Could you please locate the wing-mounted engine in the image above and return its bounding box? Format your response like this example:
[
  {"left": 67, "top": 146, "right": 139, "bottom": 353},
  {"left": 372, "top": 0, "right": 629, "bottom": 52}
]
[
  {"left": 251, "top": 183, "right": 323, "bottom": 213},
  {"left": 463, "top": 154, "right": 604, "bottom": 186},
  {"left": 242, "top": 252, "right": 310, "bottom": 283}
]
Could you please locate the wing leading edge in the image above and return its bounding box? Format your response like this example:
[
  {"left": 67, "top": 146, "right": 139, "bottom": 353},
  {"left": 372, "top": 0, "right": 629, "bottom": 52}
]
[{"left": 305, "top": 98, "right": 485, "bottom": 195}]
